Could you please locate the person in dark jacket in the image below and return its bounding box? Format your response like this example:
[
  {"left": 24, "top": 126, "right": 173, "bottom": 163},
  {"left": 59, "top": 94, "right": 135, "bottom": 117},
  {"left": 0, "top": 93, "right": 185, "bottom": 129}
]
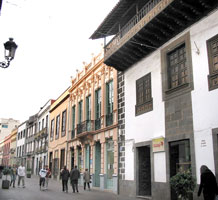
[
  {"left": 60, "top": 166, "right": 70, "bottom": 193},
  {"left": 70, "top": 165, "right": 80, "bottom": 193},
  {"left": 198, "top": 165, "right": 218, "bottom": 200}
]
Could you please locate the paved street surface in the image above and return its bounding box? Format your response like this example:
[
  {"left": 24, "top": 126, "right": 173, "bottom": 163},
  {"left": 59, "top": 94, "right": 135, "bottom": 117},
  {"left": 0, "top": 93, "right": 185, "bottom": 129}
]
[{"left": 0, "top": 175, "right": 139, "bottom": 200}]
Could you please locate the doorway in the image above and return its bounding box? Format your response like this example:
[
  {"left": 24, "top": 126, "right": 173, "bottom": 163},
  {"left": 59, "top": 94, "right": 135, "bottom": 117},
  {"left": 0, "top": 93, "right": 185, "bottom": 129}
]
[
  {"left": 95, "top": 142, "right": 101, "bottom": 187},
  {"left": 137, "top": 146, "right": 151, "bottom": 196},
  {"left": 169, "top": 140, "right": 191, "bottom": 200}
]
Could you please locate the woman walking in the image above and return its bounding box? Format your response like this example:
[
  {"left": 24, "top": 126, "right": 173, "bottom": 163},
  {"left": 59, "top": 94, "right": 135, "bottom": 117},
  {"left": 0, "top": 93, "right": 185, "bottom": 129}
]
[
  {"left": 198, "top": 165, "right": 218, "bottom": 200},
  {"left": 83, "top": 168, "right": 91, "bottom": 191}
]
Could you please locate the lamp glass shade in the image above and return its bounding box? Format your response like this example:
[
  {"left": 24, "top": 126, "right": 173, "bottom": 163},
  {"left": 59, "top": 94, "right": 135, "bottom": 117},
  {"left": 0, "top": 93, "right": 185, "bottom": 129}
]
[{"left": 4, "top": 38, "right": 18, "bottom": 60}]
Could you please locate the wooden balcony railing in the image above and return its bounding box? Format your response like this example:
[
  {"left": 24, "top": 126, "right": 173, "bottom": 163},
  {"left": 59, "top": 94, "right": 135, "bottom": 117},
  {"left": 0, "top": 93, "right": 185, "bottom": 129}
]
[{"left": 105, "top": 0, "right": 173, "bottom": 60}]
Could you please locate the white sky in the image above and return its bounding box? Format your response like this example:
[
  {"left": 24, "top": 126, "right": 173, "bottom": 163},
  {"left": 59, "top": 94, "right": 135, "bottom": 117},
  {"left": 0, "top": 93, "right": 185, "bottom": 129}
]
[{"left": 0, "top": 0, "right": 118, "bottom": 123}]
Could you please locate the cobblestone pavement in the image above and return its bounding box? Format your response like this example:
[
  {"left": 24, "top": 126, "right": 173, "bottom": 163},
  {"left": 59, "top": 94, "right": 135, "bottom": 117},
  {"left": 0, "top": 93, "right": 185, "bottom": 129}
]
[{"left": 0, "top": 175, "right": 140, "bottom": 200}]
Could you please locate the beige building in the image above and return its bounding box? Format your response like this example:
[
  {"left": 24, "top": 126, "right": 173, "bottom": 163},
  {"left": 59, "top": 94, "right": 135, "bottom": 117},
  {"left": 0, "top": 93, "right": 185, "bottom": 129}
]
[
  {"left": 48, "top": 87, "right": 70, "bottom": 179},
  {"left": 67, "top": 50, "right": 118, "bottom": 193}
]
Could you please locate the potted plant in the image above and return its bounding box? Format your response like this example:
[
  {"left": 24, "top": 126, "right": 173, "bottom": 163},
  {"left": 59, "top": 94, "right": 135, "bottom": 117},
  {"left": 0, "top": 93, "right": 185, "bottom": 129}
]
[
  {"left": 170, "top": 170, "right": 196, "bottom": 200},
  {"left": 2, "top": 168, "right": 11, "bottom": 189},
  {"left": 26, "top": 168, "right": 32, "bottom": 178}
]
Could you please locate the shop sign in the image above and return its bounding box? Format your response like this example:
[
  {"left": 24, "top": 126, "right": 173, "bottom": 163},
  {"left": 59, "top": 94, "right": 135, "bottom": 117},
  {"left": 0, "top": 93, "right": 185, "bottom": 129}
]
[{"left": 152, "top": 137, "right": 165, "bottom": 152}]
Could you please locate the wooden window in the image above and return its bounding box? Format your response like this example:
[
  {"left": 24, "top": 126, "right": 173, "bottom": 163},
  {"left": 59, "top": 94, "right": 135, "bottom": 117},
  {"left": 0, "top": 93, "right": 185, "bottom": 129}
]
[
  {"left": 61, "top": 110, "right": 67, "bottom": 137},
  {"left": 167, "top": 44, "right": 188, "bottom": 89},
  {"left": 55, "top": 115, "right": 60, "bottom": 139},
  {"left": 207, "top": 33, "right": 218, "bottom": 90},
  {"left": 50, "top": 119, "right": 54, "bottom": 141},
  {"left": 135, "top": 73, "right": 153, "bottom": 116}
]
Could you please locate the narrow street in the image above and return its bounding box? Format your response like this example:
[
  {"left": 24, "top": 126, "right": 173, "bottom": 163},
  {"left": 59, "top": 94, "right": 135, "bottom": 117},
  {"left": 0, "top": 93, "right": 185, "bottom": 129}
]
[{"left": 0, "top": 175, "right": 139, "bottom": 200}]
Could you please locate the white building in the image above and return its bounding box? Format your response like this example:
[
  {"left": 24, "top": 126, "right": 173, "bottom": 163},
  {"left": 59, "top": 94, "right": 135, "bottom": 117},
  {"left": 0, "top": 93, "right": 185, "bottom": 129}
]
[
  {"left": 0, "top": 118, "right": 20, "bottom": 142},
  {"left": 34, "top": 99, "right": 53, "bottom": 174},
  {"left": 16, "top": 121, "right": 27, "bottom": 166},
  {"left": 91, "top": 0, "right": 218, "bottom": 199}
]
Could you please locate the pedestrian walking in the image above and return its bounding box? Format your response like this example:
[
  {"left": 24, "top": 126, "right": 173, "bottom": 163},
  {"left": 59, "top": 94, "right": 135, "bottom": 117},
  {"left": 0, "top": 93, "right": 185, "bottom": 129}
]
[
  {"left": 83, "top": 168, "right": 91, "bottom": 191},
  {"left": 17, "top": 163, "right": 25, "bottom": 188},
  {"left": 10, "top": 165, "right": 17, "bottom": 188},
  {"left": 39, "top": 166, "right": 47, "bottom": 191},
  {"left": 45, "top": 165, "right": 51, "bottom": 190},
  {"left": 60, "top": 166, "right": 70, "bottom": 193},
  {"left": 198, "top": 165, "right": 218, "bottom": 200},
  {"left": 70, "top": 165, "right": 80, "bottom": 193}
]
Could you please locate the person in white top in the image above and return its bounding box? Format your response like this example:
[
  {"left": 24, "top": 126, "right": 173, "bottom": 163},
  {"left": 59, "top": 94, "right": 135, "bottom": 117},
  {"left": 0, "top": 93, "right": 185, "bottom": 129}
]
[
  {"left": 39, "top": 166, "right": 47, "bottom": 191},
  {"left": 17, "top": 163, "right": 26, "bottom": 188}
]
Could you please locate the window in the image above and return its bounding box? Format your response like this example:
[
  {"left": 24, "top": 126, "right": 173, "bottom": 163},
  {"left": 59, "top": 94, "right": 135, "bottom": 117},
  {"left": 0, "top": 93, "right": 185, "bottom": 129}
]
[
  {"left": 86, "top": 95, "right": 91, "bottom": 121},
  {"left": 161, "top": 32, "right": 193, "bottom": 100},
  {"left": 167, "top": 44, "right": 187, "bottom": 89},
  {"left": 95, "top": 89, "right": 101, "bottom": 119},
  {"left": 78, "top": 101, "right": 83, "bottom": 124},
  {"left": 55, "top": 115, "right": 60, "bottom": 139},
  {"left": 38, "top": 122, "right": 41, "bottom": 132},
  {"left": 207, "top": 33, "right": 218, "bottom": 90},
  {"left": 95, "top": 88, "right": 101, "bottom": 130},
  {"left": 50, "top": 119, "right": 54, "bottom": 141},
  {"left": 72, "top": 106, "right": 76, "bottom": 139},
  {"left": 42, "top": 119, "right": 44, "bottom": 129},
  {"left": 72, "top": 106, "right": 75, "bottom": 129},
  {"left": 46, "top": 115, "right": 48, "bottom": 128},
  {"left": 135, "top": 73, "right": 153, "bottom": 116},
  {"left": 2, "top": 124, "right": 8, "bottom": 128},
  {"left": 61, "top": 110, "right": 67, "bottom": 137},
  {"left": 106, "top": 81, "right": 114, "bottom": 126}
]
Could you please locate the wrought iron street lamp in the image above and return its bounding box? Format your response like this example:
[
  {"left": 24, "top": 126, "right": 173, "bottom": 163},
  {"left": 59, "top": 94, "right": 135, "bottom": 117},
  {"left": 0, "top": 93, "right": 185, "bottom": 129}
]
[{"left": 0, "top": 38, "right": 18, "bottom": 69}]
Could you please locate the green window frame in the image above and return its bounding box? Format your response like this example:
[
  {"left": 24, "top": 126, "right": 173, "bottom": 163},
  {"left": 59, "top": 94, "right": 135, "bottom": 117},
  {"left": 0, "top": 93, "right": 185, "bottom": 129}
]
[
  {"left": 78, "top": 101, "right": 83, "bottom": 124},
  {"left": 86, "top": 95, "right": 91, "bottom": 121},
  {"left": 106, "top": 80, "right": 114, "bottom": 115},
  {"left": 95, "top": 89, "right": 101, "bottom": 119},
  {"left": 55, "top": 115, "right": 60, "bottom": 139},
  {"left": 61, "top": 109, "right": 67, "bottom": 137}
]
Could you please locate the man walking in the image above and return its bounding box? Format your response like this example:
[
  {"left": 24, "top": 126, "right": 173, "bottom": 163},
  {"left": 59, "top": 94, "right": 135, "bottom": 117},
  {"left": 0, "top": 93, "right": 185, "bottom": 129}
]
[
  {"left": 70, "top": 165, "right": 80, "bottom": 193},
  {"left": 17, "top": 163, "right": 25, "bottom": 188},
  {"left": 39, "top": 166, "right": 47, "bottom": 191},
  {"left": 60, "top": 166, "right": 70, "bottom": 193}
]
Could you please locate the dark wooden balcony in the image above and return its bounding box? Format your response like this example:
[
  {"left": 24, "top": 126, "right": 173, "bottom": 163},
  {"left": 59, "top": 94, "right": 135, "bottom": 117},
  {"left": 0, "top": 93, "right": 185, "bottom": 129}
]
[
  {"left": 91, "top": 0, "right": 218, "bottom": 71},
  {"left": 77, "top": 120, "right": 94, "bottom": 135}
]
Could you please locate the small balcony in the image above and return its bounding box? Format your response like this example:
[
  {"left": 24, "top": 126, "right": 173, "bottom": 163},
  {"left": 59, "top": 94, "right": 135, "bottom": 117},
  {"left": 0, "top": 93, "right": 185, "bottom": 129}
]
[
  {"left": 106, "top": 113, "right": 113, "bottom": 127},
  {"left": 77, "top": 120, "right": 94, "bottom": 135}
]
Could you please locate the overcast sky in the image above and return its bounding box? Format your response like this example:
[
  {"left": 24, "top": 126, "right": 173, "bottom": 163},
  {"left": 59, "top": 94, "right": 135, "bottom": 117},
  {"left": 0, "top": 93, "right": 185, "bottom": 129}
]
[{"left": 0, "top": 0, "right": 118, "bottom": 123}]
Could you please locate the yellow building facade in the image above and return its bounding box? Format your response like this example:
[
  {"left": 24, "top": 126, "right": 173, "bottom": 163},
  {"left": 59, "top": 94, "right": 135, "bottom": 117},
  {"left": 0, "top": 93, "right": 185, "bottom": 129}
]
[
  {"left": 48, "top": 87, "right": 70, "bottom": 179},
  {"left": 67, "top": 50, "right": 118, "bottom": 193}
]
